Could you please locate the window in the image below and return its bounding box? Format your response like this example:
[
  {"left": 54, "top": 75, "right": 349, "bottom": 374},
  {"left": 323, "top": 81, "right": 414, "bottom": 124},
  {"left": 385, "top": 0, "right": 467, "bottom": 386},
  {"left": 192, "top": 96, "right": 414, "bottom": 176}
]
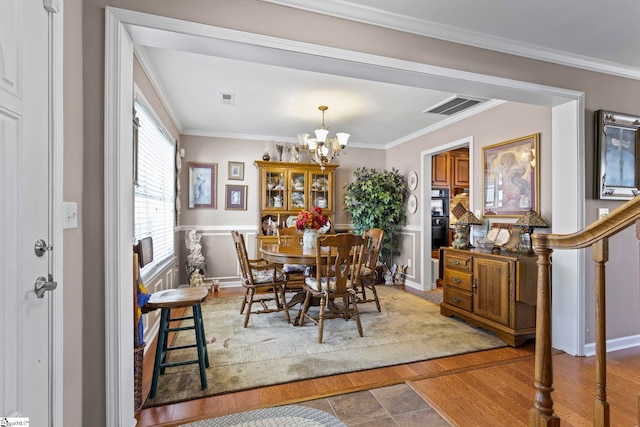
[{"left": 134, "top": 97, "right": 175, "bottom": 276}]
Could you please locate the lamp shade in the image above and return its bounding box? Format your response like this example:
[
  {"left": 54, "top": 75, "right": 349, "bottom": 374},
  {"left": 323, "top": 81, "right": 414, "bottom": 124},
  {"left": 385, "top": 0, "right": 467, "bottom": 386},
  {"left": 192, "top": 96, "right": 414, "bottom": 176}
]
[
  {"left": 457, "top": 210, "right": 483, "bottom": 226},
  {"left": 297, "top": 133, "right": 309, "bottom": 147},
  {"left": 336, "top": 132, "right": 350, "bottom": 147},
  {"left": 514, "top": 210, "right": 549, "bottom": 229},
  {"left": 314, "top": 128, "right": 329, "bottom": 143}
]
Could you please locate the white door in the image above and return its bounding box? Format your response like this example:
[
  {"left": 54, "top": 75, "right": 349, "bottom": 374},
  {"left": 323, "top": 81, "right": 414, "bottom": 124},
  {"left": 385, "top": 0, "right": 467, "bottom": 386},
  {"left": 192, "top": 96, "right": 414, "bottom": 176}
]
[{"left": 1, "top": 0, "right": 59, "bottom": 424}]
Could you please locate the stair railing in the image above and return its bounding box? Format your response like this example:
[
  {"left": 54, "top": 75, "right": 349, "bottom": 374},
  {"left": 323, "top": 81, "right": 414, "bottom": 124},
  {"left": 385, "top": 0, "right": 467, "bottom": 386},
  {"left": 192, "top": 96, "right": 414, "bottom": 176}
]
[{"left": 529, "top": 195, "right": 640, "bottom": 427}]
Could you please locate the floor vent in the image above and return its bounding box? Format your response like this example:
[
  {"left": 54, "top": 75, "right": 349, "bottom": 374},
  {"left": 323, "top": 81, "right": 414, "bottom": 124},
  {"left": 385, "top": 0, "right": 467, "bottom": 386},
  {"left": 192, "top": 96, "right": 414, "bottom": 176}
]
[{"left": 424, "top": 96, "right": 486, "bottom": 115}]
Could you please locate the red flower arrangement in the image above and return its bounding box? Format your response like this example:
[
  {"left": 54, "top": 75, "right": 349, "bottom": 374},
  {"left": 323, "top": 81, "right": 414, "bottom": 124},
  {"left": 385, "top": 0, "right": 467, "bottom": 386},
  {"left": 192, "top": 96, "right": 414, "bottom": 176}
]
[{"left": 295, "top": 207, "right": 328, "bottom": 231}]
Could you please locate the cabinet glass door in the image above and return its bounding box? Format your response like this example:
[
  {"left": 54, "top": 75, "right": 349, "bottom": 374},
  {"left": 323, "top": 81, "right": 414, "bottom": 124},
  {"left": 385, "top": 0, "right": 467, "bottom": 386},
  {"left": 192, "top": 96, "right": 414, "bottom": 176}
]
[
  {"left": 310, "top": 171, "right": 331, "bottom": 210},
  {"left": 289, "top": 171, "right": 306, "bottom": 211},
  {"left": 263, "top": 169, "right": 286, "bottom": 210}
]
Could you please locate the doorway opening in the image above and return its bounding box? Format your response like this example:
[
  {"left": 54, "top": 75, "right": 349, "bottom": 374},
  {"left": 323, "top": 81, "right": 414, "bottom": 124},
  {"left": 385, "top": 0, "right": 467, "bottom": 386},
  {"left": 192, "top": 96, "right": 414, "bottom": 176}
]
[
  {"left": 420, "top": 137, "right": 472, "bottom": 291},
  {"left": 105, "top": 8, "right": 585, "bottom": 424}
]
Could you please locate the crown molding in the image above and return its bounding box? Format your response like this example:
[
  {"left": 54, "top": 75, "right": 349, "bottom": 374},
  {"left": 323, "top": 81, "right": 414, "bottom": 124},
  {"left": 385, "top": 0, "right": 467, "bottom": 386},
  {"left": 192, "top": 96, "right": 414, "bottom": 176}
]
[
  {"left": 133, "top": 46, "right": 185, "bottom": 133},
  {"left": 262, "top": 0, "right": 640, "bottom": 81}
]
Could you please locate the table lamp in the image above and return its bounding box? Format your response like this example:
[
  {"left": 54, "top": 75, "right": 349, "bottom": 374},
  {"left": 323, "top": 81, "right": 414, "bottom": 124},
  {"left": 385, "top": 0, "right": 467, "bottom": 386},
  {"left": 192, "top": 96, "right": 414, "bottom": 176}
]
[
  {"left": 513, "top": 210, "right": 549, "bottom": 254},
  {"left": 453, "top": 210, "right": 483, "bottom": 249}
]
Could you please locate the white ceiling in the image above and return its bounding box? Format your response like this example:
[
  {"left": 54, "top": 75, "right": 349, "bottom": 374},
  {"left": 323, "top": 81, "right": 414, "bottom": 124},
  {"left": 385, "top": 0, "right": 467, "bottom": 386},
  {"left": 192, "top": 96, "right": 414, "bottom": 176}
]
[{"left": 136, "top": 0, "right": 640, "bottom": 149}]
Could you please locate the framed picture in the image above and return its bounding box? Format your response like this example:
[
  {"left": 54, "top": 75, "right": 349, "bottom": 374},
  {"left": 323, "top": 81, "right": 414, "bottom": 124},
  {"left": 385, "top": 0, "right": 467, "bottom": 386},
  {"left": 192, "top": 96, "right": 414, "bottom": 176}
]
[
  {"left": 188, "top": 162, "right": 217, "bottom": 208},
  {"left": 225, "top": 184, "right": 247, "bottom": 210},
  {"left": 228, "top": 161, "right": 245, "bottom": 181},
  {"left": 595, "top": 110, "right": 640, "bottom": 200},
  {"left": 482, "top": 134, "right": 540, "bottom": 217}
]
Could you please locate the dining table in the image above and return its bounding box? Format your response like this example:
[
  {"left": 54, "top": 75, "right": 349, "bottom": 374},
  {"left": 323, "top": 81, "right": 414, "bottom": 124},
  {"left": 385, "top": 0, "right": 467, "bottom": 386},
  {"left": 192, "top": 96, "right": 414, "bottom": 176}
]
[
  {"left": 260, "top": 239, "right": 338, "bottom": 323},
  {"left": 260, "top": 240, "right": 336, "bottom": 265}
]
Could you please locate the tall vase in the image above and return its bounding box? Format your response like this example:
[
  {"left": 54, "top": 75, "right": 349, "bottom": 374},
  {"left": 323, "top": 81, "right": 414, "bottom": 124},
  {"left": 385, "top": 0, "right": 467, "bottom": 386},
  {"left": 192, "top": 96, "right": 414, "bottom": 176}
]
[{"left": 302, "top": 229, "right": 318, "bottom": 250}]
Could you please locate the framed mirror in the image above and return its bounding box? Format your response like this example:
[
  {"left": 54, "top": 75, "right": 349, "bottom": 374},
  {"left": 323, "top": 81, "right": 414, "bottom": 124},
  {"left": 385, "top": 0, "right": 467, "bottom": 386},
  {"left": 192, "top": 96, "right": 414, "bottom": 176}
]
[{"left": 595, "top": 110, "right": 640, "bottom": 200}]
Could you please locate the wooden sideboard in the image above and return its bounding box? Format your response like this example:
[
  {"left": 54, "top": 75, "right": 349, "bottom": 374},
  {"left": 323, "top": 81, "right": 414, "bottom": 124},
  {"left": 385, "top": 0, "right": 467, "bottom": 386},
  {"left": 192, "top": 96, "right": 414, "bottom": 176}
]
[{"left": 439, "top": 247, "right": 537, "bottom": 347}]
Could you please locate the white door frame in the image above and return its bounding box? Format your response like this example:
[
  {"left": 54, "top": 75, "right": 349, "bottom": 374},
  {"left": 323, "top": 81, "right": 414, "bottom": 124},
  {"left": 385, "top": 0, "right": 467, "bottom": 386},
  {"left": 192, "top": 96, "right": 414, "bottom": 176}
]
[
  {"left": 105, "top": 7, "right": 585, "bottom": 425},
  {"left": 419, "top": 136, "right": 474, "bottom": 292}
]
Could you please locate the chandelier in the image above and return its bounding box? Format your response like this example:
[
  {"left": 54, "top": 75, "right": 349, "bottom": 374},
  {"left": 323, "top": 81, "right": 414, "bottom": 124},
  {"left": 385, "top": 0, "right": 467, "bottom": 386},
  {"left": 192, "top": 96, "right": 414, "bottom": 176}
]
[{"left": 297, "top": 106, "right": 349, "bottom": 169}]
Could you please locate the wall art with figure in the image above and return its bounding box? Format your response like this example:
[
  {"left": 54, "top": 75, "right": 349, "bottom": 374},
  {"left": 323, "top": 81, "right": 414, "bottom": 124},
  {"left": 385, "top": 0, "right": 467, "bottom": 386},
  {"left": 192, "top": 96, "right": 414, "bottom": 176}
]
[
  {"left": 483, "top": 134, "right": 539, "bottom": 217},
  {"left": 225, "top": 185, "right": 247, "bottom": 210},
  {"left": 188, "top": 162, "right": 217, "bottom": 208}
]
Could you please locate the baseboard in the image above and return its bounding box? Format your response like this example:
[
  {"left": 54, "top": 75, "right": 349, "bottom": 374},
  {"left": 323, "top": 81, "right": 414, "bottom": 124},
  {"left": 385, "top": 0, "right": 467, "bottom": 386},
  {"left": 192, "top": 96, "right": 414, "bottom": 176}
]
[
  {"left": 404, "top": 280, "right": 427, "bottom": 291},
  {"left": 583, "top": 334, "right": 640, "bottom": 356}
]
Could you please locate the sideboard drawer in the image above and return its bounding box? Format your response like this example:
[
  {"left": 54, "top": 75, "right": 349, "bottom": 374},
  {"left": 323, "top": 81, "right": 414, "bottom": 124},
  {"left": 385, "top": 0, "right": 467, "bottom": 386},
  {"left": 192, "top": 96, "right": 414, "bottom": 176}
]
[
  {"left": 443, "top": 287, "right": 472, "bottom": 311},
  {"left": 444, "top": 253, "right": 473, "bottom": 272},
  {"left": 443, "top": 268, "right": 473, "bottom": 292}
]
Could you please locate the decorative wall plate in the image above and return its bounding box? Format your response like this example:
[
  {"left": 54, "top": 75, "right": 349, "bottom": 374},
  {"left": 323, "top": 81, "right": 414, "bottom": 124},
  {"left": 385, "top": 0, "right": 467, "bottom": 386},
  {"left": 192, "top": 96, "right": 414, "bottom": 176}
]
[
  {"left": 407, "top": 194, "right": 418, "bottom": 214},
  {"left": 407, "top": 171, "right": 418, "bottom": 191}
]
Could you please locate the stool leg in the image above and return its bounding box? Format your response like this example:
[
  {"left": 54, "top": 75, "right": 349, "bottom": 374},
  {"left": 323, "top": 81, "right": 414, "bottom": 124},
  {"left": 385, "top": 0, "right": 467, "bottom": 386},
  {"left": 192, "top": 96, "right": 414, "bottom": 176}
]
[
  {"left": 195, "top": 304, "right": 210, "bottom": 367},
  {"left": 159, "top": 308, "right": 172, "bottom": 375},
  {"left": 150, "top": 308, "right": 170, "bottom": 398},
  {"left": 193, "top": 303, "right": 208, "bottom": 389}
]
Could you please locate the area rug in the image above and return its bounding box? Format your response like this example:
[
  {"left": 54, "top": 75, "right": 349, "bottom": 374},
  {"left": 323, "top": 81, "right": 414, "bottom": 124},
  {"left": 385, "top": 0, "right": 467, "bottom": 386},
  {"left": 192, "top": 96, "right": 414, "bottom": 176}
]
[
  {"left": 413, "top": 288, "right": 443, "bottom": 305},
  {"left": 177, "top": 406, "right": 346, "bottom": 427},
  {"left": 143, "top": 285, "right": 505, "bottom": 407}
]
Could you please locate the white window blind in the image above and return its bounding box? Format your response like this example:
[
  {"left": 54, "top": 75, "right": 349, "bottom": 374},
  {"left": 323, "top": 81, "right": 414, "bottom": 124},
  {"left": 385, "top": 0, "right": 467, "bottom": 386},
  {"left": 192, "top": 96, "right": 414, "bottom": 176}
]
[{"left": 134, "top": 98, "right": 175, "bottom": 276}]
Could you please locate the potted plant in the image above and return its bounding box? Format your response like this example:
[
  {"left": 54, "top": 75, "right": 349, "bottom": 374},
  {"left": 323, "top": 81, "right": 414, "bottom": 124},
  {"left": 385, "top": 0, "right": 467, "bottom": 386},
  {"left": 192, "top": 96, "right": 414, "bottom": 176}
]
[{"left": 343, "top": 167, "right": 407, "bottom": 266}]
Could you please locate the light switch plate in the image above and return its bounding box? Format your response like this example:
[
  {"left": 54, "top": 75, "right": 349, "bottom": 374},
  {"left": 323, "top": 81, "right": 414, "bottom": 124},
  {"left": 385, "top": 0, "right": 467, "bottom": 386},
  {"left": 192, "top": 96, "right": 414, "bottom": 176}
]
[
  {"left": 64, "top": 202, "right": 78, "bottom": 229},
  {"left": 598, "top": 207, "right": 609, "bottom": 219}
]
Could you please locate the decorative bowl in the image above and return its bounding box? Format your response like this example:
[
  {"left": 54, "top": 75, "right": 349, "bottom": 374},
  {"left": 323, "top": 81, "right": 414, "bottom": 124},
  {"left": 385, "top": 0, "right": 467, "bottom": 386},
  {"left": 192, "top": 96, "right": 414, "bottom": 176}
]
[{"left": 476, "top": 238, "right": 496, "bottom": 252}]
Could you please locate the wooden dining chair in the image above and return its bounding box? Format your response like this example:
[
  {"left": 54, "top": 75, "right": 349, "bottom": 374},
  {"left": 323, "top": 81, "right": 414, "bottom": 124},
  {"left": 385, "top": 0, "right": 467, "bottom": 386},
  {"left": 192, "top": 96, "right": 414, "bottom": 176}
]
[
  {"left": 296, "top": 233, "right": 366, "bottom": 343},
  {"left": 230, "top": 231, "right": 290, "bottom": 327},
  {"left": 276, "top": 227, "right": 306, "bottom": 303},
  {"left": 355, "top": 228, "right": 384, "bottom": 312}
]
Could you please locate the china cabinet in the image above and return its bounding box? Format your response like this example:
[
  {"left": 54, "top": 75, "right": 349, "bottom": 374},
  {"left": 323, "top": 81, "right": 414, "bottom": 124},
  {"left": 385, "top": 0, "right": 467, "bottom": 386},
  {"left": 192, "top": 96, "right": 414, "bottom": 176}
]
[
  {"left": 254, "top": 161, "right": 337, "bottom": 239},
  {"left": 439, "top": 247, "right": 537, "bottom": 347}
]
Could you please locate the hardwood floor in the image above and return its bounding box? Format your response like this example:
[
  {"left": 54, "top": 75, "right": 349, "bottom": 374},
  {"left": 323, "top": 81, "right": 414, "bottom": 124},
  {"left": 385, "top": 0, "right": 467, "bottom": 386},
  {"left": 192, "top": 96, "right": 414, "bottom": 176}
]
[{"left": 135, "top": 286, "right": 640, "bottom": 427}]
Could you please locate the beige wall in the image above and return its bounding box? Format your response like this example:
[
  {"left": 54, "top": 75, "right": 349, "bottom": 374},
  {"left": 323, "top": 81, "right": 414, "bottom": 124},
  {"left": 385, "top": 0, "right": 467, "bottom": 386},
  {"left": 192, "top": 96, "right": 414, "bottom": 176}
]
[
  {"left": 387, "top": 102, "right": 552, "bottom": 285},
  {"left": 177, "top": 136, "right": 385, "bottom": 284},
  {"left": 71, "top": 1, "right": 640, "bottom": 424},
  {"left": 62, "top": 1, "right": 83, "bottom": 426}
]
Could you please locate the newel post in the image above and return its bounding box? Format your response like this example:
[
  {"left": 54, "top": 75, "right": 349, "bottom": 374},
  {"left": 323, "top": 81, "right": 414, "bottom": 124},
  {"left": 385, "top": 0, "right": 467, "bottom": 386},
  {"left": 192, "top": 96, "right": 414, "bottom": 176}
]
[{"left": 529, "top": 247, "right": 560, "bottom": 426}]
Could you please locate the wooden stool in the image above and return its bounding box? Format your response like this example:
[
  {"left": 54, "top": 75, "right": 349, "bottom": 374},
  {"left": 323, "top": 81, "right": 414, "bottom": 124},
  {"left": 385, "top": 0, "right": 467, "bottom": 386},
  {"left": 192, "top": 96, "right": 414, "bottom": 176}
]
[{"left": 145, "top": 287, "right": 209, "bottom": 398}]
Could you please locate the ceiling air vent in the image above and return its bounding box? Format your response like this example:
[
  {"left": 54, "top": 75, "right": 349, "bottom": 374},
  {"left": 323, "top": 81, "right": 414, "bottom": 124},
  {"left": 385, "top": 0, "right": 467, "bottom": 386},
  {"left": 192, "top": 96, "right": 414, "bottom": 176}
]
[
  {"left": 423, "top": 96, "right": 486, "bottom": 115},
  {"left": 220, "top": 92, "right": 235, "bottom": 106}
]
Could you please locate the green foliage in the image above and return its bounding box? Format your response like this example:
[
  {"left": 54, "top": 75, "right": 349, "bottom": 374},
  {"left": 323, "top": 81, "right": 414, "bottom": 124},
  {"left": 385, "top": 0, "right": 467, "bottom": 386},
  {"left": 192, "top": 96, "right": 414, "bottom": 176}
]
[{"left": 343, "top": 167, "right": 407, "bottom": 263}]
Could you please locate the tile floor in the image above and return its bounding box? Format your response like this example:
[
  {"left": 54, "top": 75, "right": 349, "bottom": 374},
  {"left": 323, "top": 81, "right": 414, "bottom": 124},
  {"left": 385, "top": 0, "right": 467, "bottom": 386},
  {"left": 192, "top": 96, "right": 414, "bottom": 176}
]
[{"left": 295, "top": 383, "right": 451, "bottom": 426}]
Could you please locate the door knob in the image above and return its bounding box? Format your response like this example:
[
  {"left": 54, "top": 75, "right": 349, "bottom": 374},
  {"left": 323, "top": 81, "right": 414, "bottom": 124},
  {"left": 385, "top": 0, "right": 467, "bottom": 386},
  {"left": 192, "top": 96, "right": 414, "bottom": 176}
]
[{"left": 35, "top": 274, "right": 58, "bottom": 298}]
